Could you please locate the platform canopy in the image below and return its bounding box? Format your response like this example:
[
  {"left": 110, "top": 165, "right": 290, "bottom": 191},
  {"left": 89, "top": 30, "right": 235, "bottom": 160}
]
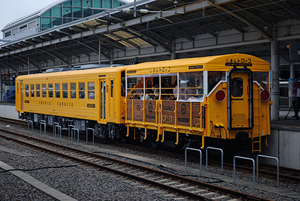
[{"left": 0, "top": 0, "right": 299, "bottom": 75}]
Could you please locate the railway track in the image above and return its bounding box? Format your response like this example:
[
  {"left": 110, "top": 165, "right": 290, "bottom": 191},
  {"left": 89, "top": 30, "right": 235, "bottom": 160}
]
[
  {"left": 1, "top": 117, "right": 299, "bottom": 184},
  {"left": 0, "top": 128, "right": 271, "bottom": 201},
  {"left": 0, "top": 117, "right": 27, "bottom": 126}
]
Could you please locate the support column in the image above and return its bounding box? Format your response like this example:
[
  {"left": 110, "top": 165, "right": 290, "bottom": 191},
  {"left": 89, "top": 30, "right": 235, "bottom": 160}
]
[
  {"left": 0, "top": 71, "right": 2, "bottom": 102},
  {"left": 28, "top": 56, "right": 30, "bottom": 74},
  {"left": 171, "top": 40, "right": 176, "bottom": 60},
  {"left": 110, "top": 51, "right": 113, "bottom": 65},
  {"left": 270, "top": 24, "right": 279, "bottom": 120},
  {"left": 98, "top": 41, "right": 101, "bottom": 64}
]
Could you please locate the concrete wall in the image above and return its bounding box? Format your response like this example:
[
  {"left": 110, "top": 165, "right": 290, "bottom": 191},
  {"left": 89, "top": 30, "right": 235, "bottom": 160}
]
[
  {"left": 263, "top": 128, "right": 300, "bottom": 170},
  {"left": 0, "top": 104, "right": 18, "bottom": 120}
]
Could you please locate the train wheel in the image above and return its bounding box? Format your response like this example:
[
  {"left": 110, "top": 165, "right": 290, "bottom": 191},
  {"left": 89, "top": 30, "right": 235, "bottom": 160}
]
[
  {"left": 94, "top": 123, "right": 106, "bottom": 139},
  {"left": 107, "top": 124, "right": 116, "bottom": 140}
]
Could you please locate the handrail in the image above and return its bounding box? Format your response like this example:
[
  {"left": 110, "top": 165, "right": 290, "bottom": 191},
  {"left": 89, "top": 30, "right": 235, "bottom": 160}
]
[
  {"left": 234, "top": 156, "right": 255, "bottom": 189},
  {"left": 185, "top": 147, "right": 202, "bottom": 176}
]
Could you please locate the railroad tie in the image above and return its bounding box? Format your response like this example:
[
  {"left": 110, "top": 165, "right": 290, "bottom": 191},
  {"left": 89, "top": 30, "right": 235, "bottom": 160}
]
[
  {"left": 181, "top": 186, "right": 197, "bottom": 191},
  {"left": 202, "top": 192, "right": 216, "bottom": 196},
  {"left": 164, "top": 194, "right": 176, "bottom": 197},
  {"left": 164, "top": 181, "right": 179, "bottom": 185},
  {"left": 190, "top": 189, "right": 206, "bottom": 193},
  {"left": 173, "top": 184, "right": 186, "bottom": 188},
  {"left": 212, "top": 195, "right": 229, "bottom": 200},
  {"left": 156, "top": 179, "right": 169, "bottom": 183}
]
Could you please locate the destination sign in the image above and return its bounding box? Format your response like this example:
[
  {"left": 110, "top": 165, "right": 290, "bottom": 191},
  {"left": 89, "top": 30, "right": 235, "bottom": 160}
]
[{"left": 225, "top": 58, "right": 252, "bottom": 66}]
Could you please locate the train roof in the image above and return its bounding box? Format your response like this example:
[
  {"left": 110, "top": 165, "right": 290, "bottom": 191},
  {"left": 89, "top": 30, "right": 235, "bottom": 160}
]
[
  {"left": 125, "top": 54, "right": 270, "bottom": 76},
  {"left": 16, "top": 65, "right": 127, "bottom": 81}
]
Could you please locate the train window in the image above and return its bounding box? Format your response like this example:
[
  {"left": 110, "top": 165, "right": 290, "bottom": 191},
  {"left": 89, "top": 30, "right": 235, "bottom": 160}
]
[
  {"left": 231, "top": 78, "right": 243, "bottom": 97},
  {"left": 121, "top": 71, "right": 125, "bottom": 97},
  {"left": 208, "top": 71, "right": 226, "bottom": 93},
  {"left": 253, "top": 72, "right": 268, "bottom": 90},
  {"left": 42, "top": 84, "right": 46, "bottom": 97},
  {"left": 48, "top": 84, "right": 53, "bottom": 98},
  {"left": 79, "top": 83, "right": 85, "bottom": 99},
  {"left": 36, "top": 84, "right": 40, "bottom": 97},
  {"left": 111, "top": 80, "right": 114, "bottom": 97},
  {"left": 25, "top": 84, "right": 29, "bottom": 97},
  {"left": 179, "top": 72, "right": 203, "bottom": 101},
  {"left": 127, "top": 77, "right": 142, "bottom": 99},
  {"left": 30, "top": 84, "right": 35, "bottom": 97},
  {"left": 63, "top": 83, "right": 68, "bottom": 98},
  {"left": 88, "top": 82, "right": 95, "bottom": 99},
  {"left": 55, "top": 83, "right": 60, "bottom": 98},
  {"left": 160, "top": 74, "right": 177, "bottom": 100},
  {"left": 71, "top": 83, "right": 76, "bottom": 98}
]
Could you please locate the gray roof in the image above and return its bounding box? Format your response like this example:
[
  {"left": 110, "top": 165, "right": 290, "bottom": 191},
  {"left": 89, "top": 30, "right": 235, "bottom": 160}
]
[{"left": 2, "top": 0, "right": 69, "bottom": 31}]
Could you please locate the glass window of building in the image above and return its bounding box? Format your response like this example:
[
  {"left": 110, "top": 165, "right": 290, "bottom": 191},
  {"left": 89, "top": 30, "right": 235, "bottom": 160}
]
[
  {"left": 73, "top": 0, "right": 82, "bottom": 7},
  {"left": 52, "top": 6, "right": 62, "bottom": 17},
  {"left": 38, "top": 0, "right": 125, "bottom": 32},
  {"left": 93, "top": 0, "right": 102, "bottom": 8},
  {"left": 20, "top": 25, "right": 27, "bottom": 32},
  {"left": 73, "top": 7, "right": 82, "bottom": 18},
  {"left": 103, "top": 0, "right": 112, "bottom": 8},
  {"left": 5, "top": 31, "right": 11, "bottom": 37}
]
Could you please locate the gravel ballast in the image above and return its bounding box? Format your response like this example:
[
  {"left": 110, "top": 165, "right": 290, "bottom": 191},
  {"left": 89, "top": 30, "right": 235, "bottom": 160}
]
[{"left": 0, "top": 122, "right": 299, "bottom": 200}]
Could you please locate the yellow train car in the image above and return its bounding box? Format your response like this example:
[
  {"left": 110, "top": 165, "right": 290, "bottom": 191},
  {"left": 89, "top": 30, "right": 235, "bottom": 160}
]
[
  {"left": 15, "top": 53, "right": 271, "bottom": 152},
  {"left": 125, "top": 53, "right": 272, "bottom": 152},
  {"left": 15, "top": 65, "right": 126, "bottom": 139}
]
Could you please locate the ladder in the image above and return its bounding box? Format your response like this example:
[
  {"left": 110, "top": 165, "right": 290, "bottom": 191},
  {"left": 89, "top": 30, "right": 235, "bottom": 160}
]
[{"left": 252, "top": 87, "right": 261, "bottom": 152}]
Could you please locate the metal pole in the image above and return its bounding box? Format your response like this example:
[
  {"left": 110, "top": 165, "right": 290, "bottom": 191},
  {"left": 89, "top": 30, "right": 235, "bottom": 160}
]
[
  {"left": 0, "top": 72, "right": 2, "bottom": 102},
  {"left": 205, "top": 147, "right": 223, "bottom": 173},
  {"left": 185, "top": 148, "right": 202, "bottom": 176},
  {"left": 233, "top": 156, "right": 255, "bottom": 189},
  {"left": 28, "top": 56, "right": 30, "bottom": 74},
  {"left": 256, "top": 154, "right": 279, "bottom": 187},
  {"left": 134, "top": 0, "right": 136, "bottom": 17},
  {"left": 270, "top": 23, "right": 279, "bottom": 120},
  {"left": 99, "top": 40, "right": 101, "bottom": 64}
]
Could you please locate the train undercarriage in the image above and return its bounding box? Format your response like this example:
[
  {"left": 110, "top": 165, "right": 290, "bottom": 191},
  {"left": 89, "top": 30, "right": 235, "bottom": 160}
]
[{"left": 20, "top": 112, "right": 255, "bottom": 153}]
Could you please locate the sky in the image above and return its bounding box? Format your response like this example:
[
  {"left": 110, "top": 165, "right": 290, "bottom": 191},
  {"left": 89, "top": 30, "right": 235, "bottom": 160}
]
[{"left": 0, "top": 0, "right": 134, "bottom": 39}]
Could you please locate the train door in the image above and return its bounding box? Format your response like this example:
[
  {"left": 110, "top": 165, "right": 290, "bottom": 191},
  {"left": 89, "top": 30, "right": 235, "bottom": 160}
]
[
  {"left": 108, "top": 78, "right": 115, "bottom": 120},
  {"left": 99, "top": 79, "right": 106, "bottom": 121},
  {"left": 20, "top": 83, "right": 24, "bottom": 111},
  {"left": 228, "top": 68, "right": 253, "bottom": 129}
]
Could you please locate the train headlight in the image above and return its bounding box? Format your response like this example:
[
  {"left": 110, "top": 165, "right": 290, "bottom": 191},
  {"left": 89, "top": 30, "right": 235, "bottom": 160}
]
[
  {"left": 260, "top": 90, "right": 270, "bottom": 101},
  {"left": 215, "top": 90, "right": 226, "bottom": 102}
]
